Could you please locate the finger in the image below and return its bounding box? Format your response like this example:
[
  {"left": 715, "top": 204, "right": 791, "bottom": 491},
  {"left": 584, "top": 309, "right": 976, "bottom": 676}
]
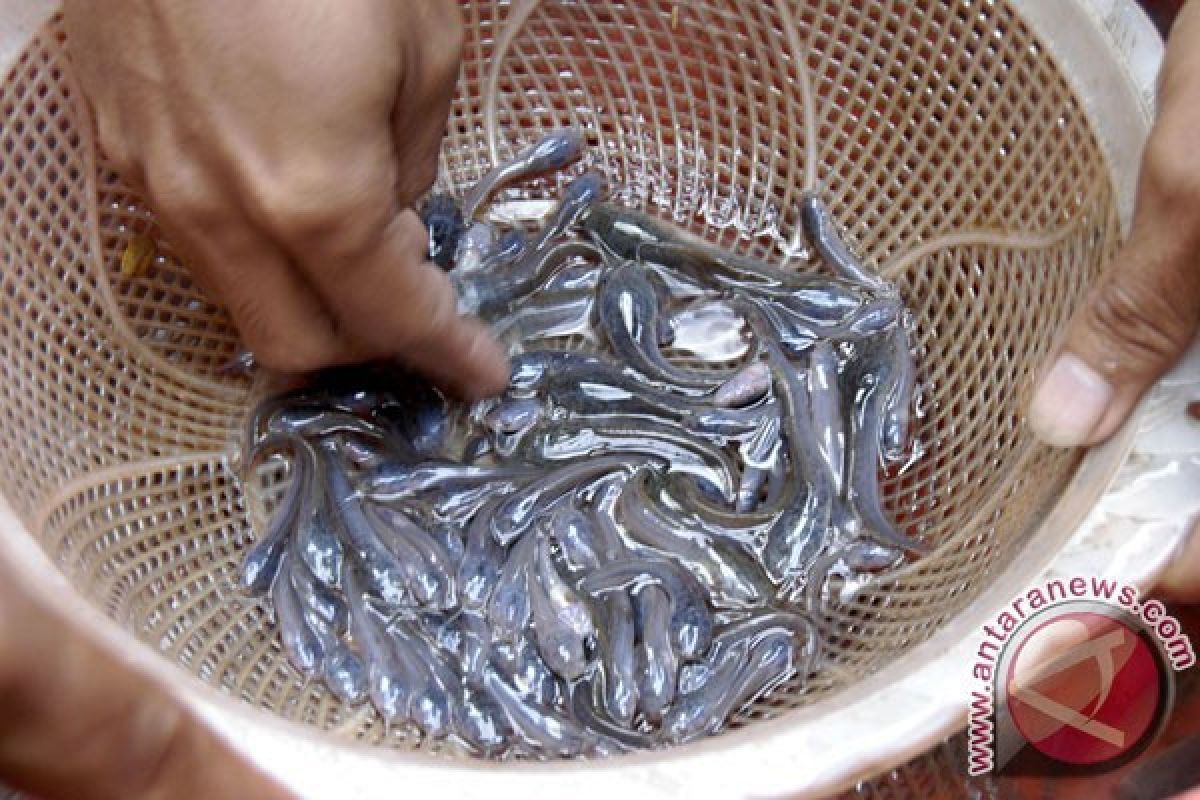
[
  {"left": 144, "top": 163, "right": 365, "bottom": 373},
  {"left": 391, "top": 1, "right": 464, "bottom": 206},
  {"left": 0, "top": 564, "right": 295, "bottom": 800},
  {"left": 1029, "top": 228, "right": 1200, "bottom": 447},
  {"left": 312, "top": 207, "right": 509, "bottom": 400},
  {"left": 1157, "top": 517, "right": 1200, "bottom": 603},
  {"left": 250, "top": 149, "right": 509, "bottom": 398}
]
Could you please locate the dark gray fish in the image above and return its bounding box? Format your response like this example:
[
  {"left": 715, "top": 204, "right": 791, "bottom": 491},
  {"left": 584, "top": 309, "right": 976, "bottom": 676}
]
[
  {"left": 662, "top": 615, "right": 809, "bottom": 743},
  {"left": 749, "top": 295, "right": 899, "bottom": 359},
  {"left": 491, "top": 289, "right": 595, "bottom": 347},
  {"left": 323, "top": 450, "right": 427, "bottom": 606},
  {"left": 337, "top": 434, "right": 387, "bottom": 469},
  {"left": 343, "top": 560, "right": 416, "bottom": 723},
  {"left": 324, "top": 647, "right": 370, "bottom": 705},
  {"left": 510, "top": 350, "right": 714, "bottom": 420},
  {"left": 580, "top": 558, "right": 712, "bottom": 660},
  {"left": 809, "top": 341, "right": 846, "bottom": 493},
  {"left": 596, "top": 261, "right": 724, "bottom": 391},
  {"left": 712, "top": 362, "right": 772, "bottom": 409},
  {"left": 362, "top": 461, "right": 532, "bottom": 504},
  {"left": 433, "top": 609, "right": 491, "bottom": 682},
  {"left": 487, "top": 529, "right": 538, "bottom": 644},
  {"left": 288, "top": 553, "right": 348, "bottom": 634},
  {"left": 581, "top": 202, "right": 855, "bottom": 298},
  {"left": 880, "top": 321, "right": 916, "bottom": 462},
  {"left": 592, "top": 589, "right": 638, "bottom": 725},
  {"left": 493, "top": 637, "right": 562, "bottom": 709},
  {"left": 371, "top": 505, "right": 458, "bottom": 610},
  {"left": 538, "top": 243, "right": 606, "bottom": 292},
  {"left": 455, "top": 172, "right": 607, "bottom": 317},
  {"left": 738, "top": 305, "right": 836, "bottom": 583},
  {"left": 803, "top": 536, "right": 905, "bottom": 609},
  {"left": 462, "top": 128, "right": 586, "bottom": 220},
  {"left": 240, "top": 435, "right": 310, "bottom": 596},
  {"left": 844, "top": 333, "right": 927, "bottom": 555},
  {"left": 421, "top": 193, "right": 465, "bottom": 270},
  {"left": 271, "top": 553, "right": 325, "bottom": 678},
  {"left": 388, "top": 620, "right": 459, "bottom": 738},
  {"left": 458, "top": 685, "right": 515, "bottom": 756},
  {"left": 548, "top": 506, "right": 603, "bottom": 575},
  {"left": 521, "top": 418, "right": 736, "bottom": 504},
  {"left": 529, "top": 526, "right": 596, "bottom": 681},
  {"left": 618, "top": 471, "right": 770, "bottom": 609},
  {"left": 659, "top": 472, "right": 775, "bottom": 540},
  {"left": 454, "top": 222, "right": 496, "bottom": 274},
  {"left": 799, "top": 192, "right": 887, "bottom": 291},
  {"left": 459, "top": 496, "right": 508, "bottom": 611},
  {"left": 481, "top": 664, "right": 605, "bottom": 758},
  {"left": 295, "top": 460, "right": 344, "bottom": 589},
  {"left": 682, "top": 400, "right": 779, "bottom": 440},
  {"left": 735, "top": 408, "right": 782, "bottom": 513},
  {"left": 490, "top": 454, "right": 661, "bottom": 546},
  {"left": 633, "top": 584, "right": 678, "bottom": 723},
  {"left": 568, "top": 685, "right": 651, "bottom": 751}
]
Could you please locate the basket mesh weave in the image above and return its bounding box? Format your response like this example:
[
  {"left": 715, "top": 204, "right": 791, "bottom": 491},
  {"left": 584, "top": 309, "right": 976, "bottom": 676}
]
[{"left": 0, "top": 0, "right": 1118, "bottom": 757}]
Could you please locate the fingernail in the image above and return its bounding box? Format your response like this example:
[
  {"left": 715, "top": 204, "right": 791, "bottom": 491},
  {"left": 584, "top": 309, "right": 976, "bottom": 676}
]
[{"left": 1029, "top": 353, "right": 1114, "bottom": 447}]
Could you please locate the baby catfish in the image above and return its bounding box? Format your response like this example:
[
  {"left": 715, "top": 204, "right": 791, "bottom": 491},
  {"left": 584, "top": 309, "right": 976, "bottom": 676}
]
[{"left": 462, "top": 128, "right": 586, "bottom": 221}]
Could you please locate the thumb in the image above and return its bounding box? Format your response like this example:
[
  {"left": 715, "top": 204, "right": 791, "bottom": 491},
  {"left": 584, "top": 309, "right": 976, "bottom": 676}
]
[{"left": 1029, "top": 230, "right": 1200, "bottom": 447}]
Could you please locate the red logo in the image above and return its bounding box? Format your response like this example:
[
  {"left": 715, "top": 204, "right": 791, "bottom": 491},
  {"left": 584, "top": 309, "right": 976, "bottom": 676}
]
[{"left": 1003, "top": 610, "right": 1165, "bottom": 767}]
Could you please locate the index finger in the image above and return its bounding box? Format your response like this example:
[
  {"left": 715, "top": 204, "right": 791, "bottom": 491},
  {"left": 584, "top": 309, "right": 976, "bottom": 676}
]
[{"left": 253, "top": 172, "right": 509, "bottom": 399}]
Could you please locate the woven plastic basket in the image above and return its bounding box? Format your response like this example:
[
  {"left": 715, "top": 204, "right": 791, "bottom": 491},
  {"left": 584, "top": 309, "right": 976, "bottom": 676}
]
[{"left": 0, "top": 0, "right": 1177, "bottom": 797}]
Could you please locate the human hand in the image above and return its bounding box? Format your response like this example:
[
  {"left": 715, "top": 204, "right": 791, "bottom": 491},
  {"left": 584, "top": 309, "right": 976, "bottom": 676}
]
[
  {"left": 63, "top": 0, "right": 509, "bottom": 400},
  {"left": 0, "top": 551, "right": 295, "bottom": 800},
  {"left": 1029, "top": 1, "right": 1200, "bottom": 596},
  {"left": 1029, "top": 0, "right": 1200, "bottom": 449}
]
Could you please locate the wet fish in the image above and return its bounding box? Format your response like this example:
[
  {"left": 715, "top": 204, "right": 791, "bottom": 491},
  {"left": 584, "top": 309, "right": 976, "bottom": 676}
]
[
  {"left": 592, "top": 589, "right": 638, "bottom": 725},
  {"left": 362, "top": 461, "right": 532, "bottom": 504},
  {"left": 529, "top": 526, "right": 596, "bottom": 681},
  {"left": 799, "top": 192, "right": 887, "bottom": 290},
  {"left": 421, "top": 193, "right": 465, "bottom": 270},
  {"left": 596, "top": 261, "right": 725, "bottom": 390},
  {"left": 324, "top": 646, "right": 370, "bottom": 705},
  {"left": 459, "top": 496, "right": 508, "bottom": 610},
  {"left": 323, "top": 449, "right": 432, "bottom": 607},
  {"left": 580, "top": 558, "right": 712, "bottom": 660},
  {"left": 462, "top": 129, "right": 586, "bottom": 221},
  {"left": 735, "top": 408, "right": 782, "bottom": 513},
  {"left": 343, "top": 560, "right": 415, "bottom": 723},
  {"left": 455, "top": 173, "right": 607, "bottom": 317},
  {"left": 521, "top": 418, "right": 737, "bottom": 504},
  {"left": 712, "top": 362, "right": 772, "bottom": 409},
  {"left": 633, "top": 584, "right": 678, "bottom": 723},
  {"left": 490, "top": 454, "right": 662, "bottom": 546},
  {"left": 844, "top": 332, "right": 927, "bottom": 554},
  {"left": 487, "top": 529, "right": 538, "bottom": 644},
  {"left": 271, "top": 553, "right": 325, "bottom": 678},
  {"left": 662, "top": 613, "right": 811, "bottom": 743},
  {"left": 618, "top": 470, "right": 769, "bottom": 608},
  {"left": 481, "top": 664, "right": 606, "bottom": 758},
  {"left": 491, "top": 289, "right": 595, "bottom": 347},
  {"left": 370, "top": 504, "right": 458, "bottom": 610},
  {"left": 288, "top": 553, "right": 348, "bottom": 634},
  {"left": 454, "top": 222, "right": 497, "bottom": 273},
  {"left": 240, "top": 435, "right": 309, "bottom": 596},
  {"left": 809, "top": 341, "right": 846, "bottom": 493}
]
